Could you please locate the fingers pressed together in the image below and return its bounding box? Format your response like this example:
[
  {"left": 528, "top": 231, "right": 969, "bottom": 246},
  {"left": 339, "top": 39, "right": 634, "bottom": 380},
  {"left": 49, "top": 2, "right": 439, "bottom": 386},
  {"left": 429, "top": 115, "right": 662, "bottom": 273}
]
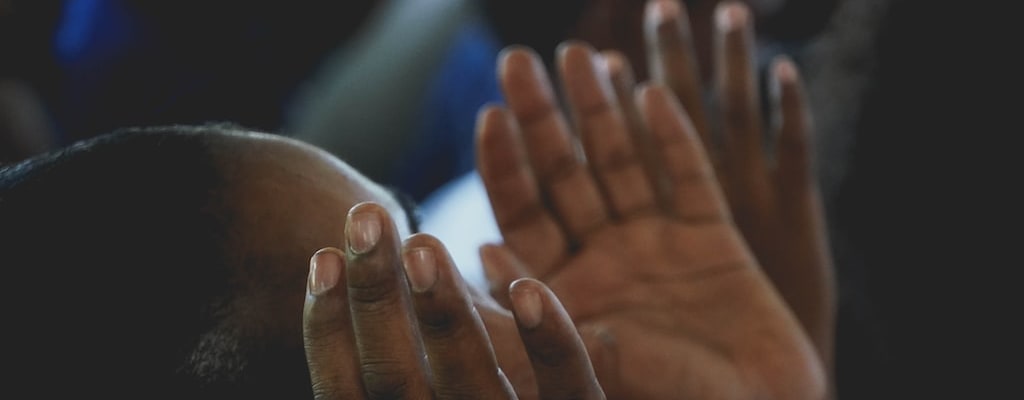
[{"left": 303, "top": 202, "right": 605, "bottom": 400}]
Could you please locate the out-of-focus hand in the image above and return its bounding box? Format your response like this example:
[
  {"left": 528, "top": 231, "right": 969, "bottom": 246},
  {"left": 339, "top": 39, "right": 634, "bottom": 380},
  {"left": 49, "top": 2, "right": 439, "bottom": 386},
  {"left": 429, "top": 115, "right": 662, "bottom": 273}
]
[
  {"left": 476, "top": 38, "right": 825, "bottom": 398},
  {"left": 302, "top": 202, "right": 605, "bottom": 399},
  {"left": 633, "top": 0, "right": 835, "bottom": 368}
]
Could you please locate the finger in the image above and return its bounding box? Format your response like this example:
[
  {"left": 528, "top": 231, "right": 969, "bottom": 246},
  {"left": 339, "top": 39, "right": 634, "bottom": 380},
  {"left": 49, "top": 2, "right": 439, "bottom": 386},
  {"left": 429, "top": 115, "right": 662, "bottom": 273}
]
[
  {"left": 558, "top": 42, "right": 657, "bottom": 220},
  {"left": 344, "top": 202, "right": 432, "bottom": 399},
  {"left": 476, "top": 105, "right": 567, "bottom": 275},
  {"left": 303, "top": 248, "right": 366, "bottom": 400},
  {"left": 770, "top": 57, "right": 815, "bottom": 203},
  {"left": 472, "top": 296, "right": 540, "bottom": 400},
  {"left": 402, "top": 234, "right": 517, "bottom": 399},
  {"left": 509, "top": 278, "right": 606, "bottom": 400},
  {"left": 604, "top": 50, "right": 675, "bottom": 213},
  {"left": 714, "top": 2, "right": 768, "bottom": 199},
  {"left": 602, "top": 51, "right": 644, "bottom": 141},
  {"left": 498, "top": 46, "right": 608, "bottom": 244},
  {"left": 769, "top": 56, "right": 836, "bottom": 367},
  {"left": 637, "top": 84, "right": 730, "bottom": 222},
  {"left": 645, "top": 0, "right": 712, "bottom": 147},
  {"left": 480, "top": 243, "right": 530, "bottom": 309}
]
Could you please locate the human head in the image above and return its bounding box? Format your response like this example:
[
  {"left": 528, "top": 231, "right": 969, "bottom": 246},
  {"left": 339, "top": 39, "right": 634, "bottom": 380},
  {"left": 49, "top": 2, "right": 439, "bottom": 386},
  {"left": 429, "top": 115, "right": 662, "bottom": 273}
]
[{"left": 0, "top": 124, "right": 414, "bottom": 398}]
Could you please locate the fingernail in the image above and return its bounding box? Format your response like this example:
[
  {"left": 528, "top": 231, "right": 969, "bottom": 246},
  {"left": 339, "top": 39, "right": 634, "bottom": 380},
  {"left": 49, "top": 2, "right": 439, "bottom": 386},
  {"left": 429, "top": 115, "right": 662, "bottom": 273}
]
[
  {"left": 403, "top": 247, "right": 438, "bottom": 293},
  {"left": 603, "top": 52, "right": 622, "bottom": 78},
  {"left": 649, "top": 0, "right": 679, "bottom": 25},
  {"left": 774, "top": 58, "right": 798, "bottom": 83},
  {"left": 716, "top": 2, "right": 747, "bottom": 32},
  {"left": 512, "top": 285, "right": 544, "bottom": 329},
  {"left": 347, "top": 211, "right": 381, "bottom": 254},
  {"left": 310, "top": 249, "right": 343, "bottom": 296}
]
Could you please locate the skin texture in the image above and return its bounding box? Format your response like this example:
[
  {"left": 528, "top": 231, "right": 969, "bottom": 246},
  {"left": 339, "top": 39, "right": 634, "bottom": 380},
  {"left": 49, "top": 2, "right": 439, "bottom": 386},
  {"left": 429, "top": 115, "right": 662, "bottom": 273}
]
[
  {"left": 200, "top": 131, "right": 416, "bottom": 353},
  {"left": 205, "top": 4, "right": 835, "bottom": 393},
  {"left": 206, "top": 132, "right": 543, "bottom": 398},
  {"left": 638, "top": 0, "right": 836, "bottom": 372},
  {"left": 203, "top": 2, "right": 834, "bottom": 395},
  {"left": 477, "top": 19, "right": 827, "bottom": 400},
  {"left": 302, "top": 202, "right": 606, "bottom": 399},
  {"left": 484, "top": 6, "right": 836, "bottom": 364},
  {"left": 640, "top": 2, "right": 835, "bottom": 387}
]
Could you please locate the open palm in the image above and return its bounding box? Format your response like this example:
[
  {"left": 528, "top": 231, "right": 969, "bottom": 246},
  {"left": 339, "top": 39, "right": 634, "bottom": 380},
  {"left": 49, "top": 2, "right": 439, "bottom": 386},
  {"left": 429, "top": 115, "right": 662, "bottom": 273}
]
[{"left": 476, "top": 40, "right": 825, "bottom": 399}]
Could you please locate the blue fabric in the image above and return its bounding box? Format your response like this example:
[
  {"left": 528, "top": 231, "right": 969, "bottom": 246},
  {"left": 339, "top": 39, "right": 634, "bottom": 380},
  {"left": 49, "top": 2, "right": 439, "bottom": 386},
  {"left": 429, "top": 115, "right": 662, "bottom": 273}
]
[
  {"left": 45, "top": 0, "right": 366, "bottom": 144},
  {"left": 54, "top": 0, "right": 138, "bottom": 67},
  {"left": 390, "top": 19, "right": 503, "bottom": 201}
]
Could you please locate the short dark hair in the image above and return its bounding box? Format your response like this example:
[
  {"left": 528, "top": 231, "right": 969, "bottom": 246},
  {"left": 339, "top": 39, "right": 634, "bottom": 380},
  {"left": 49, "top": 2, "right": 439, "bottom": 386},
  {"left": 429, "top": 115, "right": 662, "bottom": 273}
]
[{"left": 0, "top": 124, "right": 312, "bottom": 398}]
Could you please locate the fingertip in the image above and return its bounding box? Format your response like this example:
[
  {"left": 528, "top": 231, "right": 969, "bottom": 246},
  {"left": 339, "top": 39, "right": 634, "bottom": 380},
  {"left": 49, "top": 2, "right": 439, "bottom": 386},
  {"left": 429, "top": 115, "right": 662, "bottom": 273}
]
[
  {"left": 498, "top": 45, "right": 534, "bottom": 65},
  {"left": 346, "top": 202, "right": 385, "bottom": 255},
  {"left": 475, "top": 104, "right": 509, "bottom": 149},
  {"left": 403, "top": 233, "right": 463, "bottom": 293},
  {"left": 480, "top": 244, "right": 517, "bottom": 303},
  {"left": 313, "top": 246, "right": 346, "bottom": 258},
  {"left": 310, "top": 247, "right": 345, "bottom": 296},
  {"left": 601, "top": 50, "right": 628, "bottom": 79},
  {"left": 556, "top": 39, "right": 594, "bottom": 60},
  {"left": 402, "top": 246, "right": 438, "bottom": 293},
  {"left": 772, "top": 56, "right": 800, "bottom": 84},
  {"left": 479, "top": 244, "right": 528, "bottom": 282},
  {"left": 478, "top": 104, "right": 507, "bottom": 129},
  {"left": 478, "top": 243, "right": 502, "bottom": 271},
  {"left": 635, "top": 83, "right": 672, "bottom": 111},
  {"left": 602, "top": 49, "right": 624, "bottom": 68},
  {"left": 646, "top": 0, "right": 681, "bottom": 27},
  {"left": 499, "top": 45, "right": 542, "bottom": 78},
  {"left": 476, "top": 103, "right": 502, "bottom": 123},
  {"left": 769, "top": 56, "right": 802, "bottom": 104},
  {"left": 558, "top": 41, "right": 599, "bottom": 78},
  {"left": 509, "top": 278, "right": 545, "bottom": 329},
  {"left": 634, "top": 81, "right": 656, "bottom": 97},
  {"left": 715, "top": 1, "right": 749, "bottom": 33}
]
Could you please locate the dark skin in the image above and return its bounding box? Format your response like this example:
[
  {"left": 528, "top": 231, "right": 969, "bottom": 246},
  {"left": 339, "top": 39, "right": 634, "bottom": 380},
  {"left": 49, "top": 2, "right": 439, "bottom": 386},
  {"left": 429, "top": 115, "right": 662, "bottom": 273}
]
[
  {"left": 477, "top": 44, "right": 825, "bottom": 399},
  {"left": 302, "top": 202, "right": 606, "bottom": 399},
  {"left": 643, "top": 0, "right": 836, "bottom": 370},
  {"left": 476, "top": 2, "right": 831, "bottom": 397},
  {"left": 297, "top": 35, "right": 828, "bottom": 397},
  {"left": 483, "top": 4, "right": 835, "bottom": 372},
  {"left": 238, "top": 3, "right": 832, "bottom": 396}
]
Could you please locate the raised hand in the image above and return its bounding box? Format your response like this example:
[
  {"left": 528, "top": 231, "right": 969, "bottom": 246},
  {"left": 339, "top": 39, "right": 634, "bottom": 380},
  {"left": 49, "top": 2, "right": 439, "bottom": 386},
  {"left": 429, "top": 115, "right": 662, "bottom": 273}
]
[
  {"left": 302, "top": 201, "right": 605, "bottom": 399},
  {"left": 476, "top": 39, "right": 826, "bottom": 399},
  {"left": 640, "top": 0, "right": 836, "bottom": 367}
]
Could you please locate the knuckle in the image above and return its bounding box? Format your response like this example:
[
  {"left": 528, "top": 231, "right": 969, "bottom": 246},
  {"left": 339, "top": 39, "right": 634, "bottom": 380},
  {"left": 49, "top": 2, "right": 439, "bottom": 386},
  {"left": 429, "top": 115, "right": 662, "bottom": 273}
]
[
  {"left": 311, "top": 380, "right": 346, "bottom": 400},
  {"left": 360, "top": 363, "right": 415, "bottom": 399}
]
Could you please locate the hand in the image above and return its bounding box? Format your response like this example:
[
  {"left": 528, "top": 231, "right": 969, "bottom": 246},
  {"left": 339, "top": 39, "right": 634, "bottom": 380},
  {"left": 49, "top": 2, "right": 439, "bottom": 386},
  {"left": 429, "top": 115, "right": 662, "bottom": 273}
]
[
  {"left": 476, "top": 40, "right": 825, "bottom": 400},
  {"left": 302, "top": 201, "right": 605, "bottom": 399},
  {"left": 639, "top": 0, "right": 835, "bottom": 367}
]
